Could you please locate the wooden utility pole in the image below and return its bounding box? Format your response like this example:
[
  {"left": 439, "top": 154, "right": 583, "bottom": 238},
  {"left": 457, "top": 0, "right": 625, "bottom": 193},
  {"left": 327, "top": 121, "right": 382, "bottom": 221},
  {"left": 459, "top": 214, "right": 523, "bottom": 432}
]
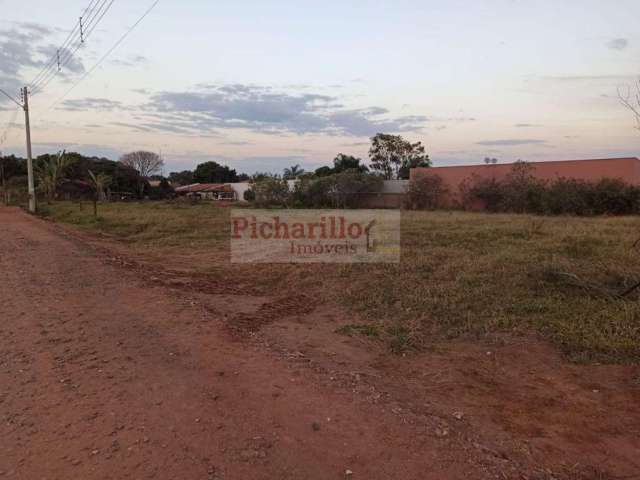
[{"left": 22, "top": 86, "right": 36, "bottom": 213}]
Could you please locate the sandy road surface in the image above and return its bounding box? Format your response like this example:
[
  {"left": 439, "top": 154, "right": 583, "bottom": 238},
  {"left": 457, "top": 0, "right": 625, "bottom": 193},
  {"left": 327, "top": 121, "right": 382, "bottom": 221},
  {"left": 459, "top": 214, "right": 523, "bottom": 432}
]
[{"left": 0, "top": 207, "right": 493, "bottom": 479}]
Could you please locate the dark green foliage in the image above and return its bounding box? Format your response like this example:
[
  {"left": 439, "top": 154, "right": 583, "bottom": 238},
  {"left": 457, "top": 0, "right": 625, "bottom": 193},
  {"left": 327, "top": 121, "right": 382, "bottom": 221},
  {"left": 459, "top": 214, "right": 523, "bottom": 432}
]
[
  {"left": 168, "top": 170, "right": 195, "bottom": 186},
  {"left": 464, "top": 162, "right": 640, "bottom": 215},
  {"left": 194, "top": 161, "right": 239, "bottom": 183},
  {"left": 290, "top": 172, "right": 383, "bottom": 208},
  {"left": 148, "top": 178, "right": 175, "bottom": 200},
  {"left": 64, "top": 155, "right": 143, "bottom": 196},
  {"left": 332, "top": 154, "right": 369, "bottom": 174},
  {"left": 0, "top": 154, "right": 27, "bottom": 179},
  {"left": 243, "top": 188, "right": 256, "bottom": 202},
  {"left": 314, "top": 166, "right": 333, "bottom": 177}
]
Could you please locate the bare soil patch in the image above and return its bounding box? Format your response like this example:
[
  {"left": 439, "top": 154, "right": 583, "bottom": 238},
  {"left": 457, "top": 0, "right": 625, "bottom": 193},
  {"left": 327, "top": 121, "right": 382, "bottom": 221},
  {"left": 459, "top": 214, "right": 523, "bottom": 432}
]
[{"left": 19, "top": 205, "right": 640, "bottom": 478}]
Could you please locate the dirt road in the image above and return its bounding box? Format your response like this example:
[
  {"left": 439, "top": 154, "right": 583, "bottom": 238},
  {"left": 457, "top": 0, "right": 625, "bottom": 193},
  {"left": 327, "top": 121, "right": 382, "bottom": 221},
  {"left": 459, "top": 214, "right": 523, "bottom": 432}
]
[{"left": 0, "top": 207, "right": 492, "bottom": 479}]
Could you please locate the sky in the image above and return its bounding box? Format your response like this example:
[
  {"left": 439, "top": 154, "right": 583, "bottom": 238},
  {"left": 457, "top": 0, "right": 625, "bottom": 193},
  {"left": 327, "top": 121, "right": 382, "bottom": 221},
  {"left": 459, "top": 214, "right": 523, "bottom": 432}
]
[{"left": 0, "top": 0, "right": 639, "bottom": 175}]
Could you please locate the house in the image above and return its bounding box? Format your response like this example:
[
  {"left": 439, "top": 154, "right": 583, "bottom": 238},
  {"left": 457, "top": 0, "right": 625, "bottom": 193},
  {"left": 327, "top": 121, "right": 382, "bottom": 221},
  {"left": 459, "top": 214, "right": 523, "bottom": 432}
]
[
  {"left": 174, "top": 183, "right": 237, "bottom": 200},
  {"left": 411, "top": 157, "right": 640, "bottom": 207}
]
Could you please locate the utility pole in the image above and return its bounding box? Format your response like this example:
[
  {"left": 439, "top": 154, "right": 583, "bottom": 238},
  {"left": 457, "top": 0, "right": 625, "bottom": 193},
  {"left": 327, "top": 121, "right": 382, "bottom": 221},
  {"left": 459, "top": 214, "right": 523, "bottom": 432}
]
[
  {"left": 0, "top": 86, "right": 35, "bottom": 212},
  {"left": 22, "top": 86, "right": 36, "bottom": 213},
  {"left": 0, "top": 151, "right": 6, "bottom": 206}
]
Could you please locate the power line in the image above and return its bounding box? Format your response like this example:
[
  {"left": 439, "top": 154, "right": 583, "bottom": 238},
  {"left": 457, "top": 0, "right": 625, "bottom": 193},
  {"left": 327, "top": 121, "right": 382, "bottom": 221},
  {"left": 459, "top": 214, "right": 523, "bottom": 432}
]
[
  {"left": 83, "top": 0, "right": 116, "bottom": 41},
  {"left": 0, "top": 107, "right": 21, "bottom": 147},
  {"left": 30, "top": 0, "right": 113, "bottom": 96},
  {"left": 31, "top": 0, "right": 106, "bottom": 94},
  {"left": 0, "top": 88, "right": 22, "bottom": 108},
  {"left": 30, "top": 0, "right": 103, "bottom": 88},
  {"left": 45, "top": 0, "right": 161, "bottom": 113}
]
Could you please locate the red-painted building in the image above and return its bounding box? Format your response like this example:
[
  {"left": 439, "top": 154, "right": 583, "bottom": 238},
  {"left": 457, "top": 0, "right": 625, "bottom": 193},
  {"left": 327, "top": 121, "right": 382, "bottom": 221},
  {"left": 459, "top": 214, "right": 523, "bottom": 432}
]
[{"left": 411, "top": 157, "right": 640, "bottom": 206}]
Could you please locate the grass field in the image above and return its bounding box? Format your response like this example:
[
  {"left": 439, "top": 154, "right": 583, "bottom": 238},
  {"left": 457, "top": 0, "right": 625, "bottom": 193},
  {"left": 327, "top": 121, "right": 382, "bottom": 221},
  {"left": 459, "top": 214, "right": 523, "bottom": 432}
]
[{"left": 41, "top": 201, "right": 640, "bottom": 363}]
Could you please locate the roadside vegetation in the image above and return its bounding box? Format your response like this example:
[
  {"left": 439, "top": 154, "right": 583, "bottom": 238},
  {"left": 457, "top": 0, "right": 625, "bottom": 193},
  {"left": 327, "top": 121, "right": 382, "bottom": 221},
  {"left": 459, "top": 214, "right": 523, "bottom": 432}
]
[{"left": 40, "top": 201, "right": 640, "bottom": 364}]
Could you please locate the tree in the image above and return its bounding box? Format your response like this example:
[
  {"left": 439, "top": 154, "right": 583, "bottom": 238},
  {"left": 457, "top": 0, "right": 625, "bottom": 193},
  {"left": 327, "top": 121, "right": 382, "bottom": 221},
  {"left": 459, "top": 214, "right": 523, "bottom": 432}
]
[
  {"left": 87, "top": 170, "right": 112, "bottom": 217},
  {"left": 368, "top": 133, "right": 430, "bottom": 180},
  {"left": 333, "top": 154, "right": 369, "bottom": 174},
  {"left": 148, "top": 178, "right": 175, "bottom": 200},
  {"left": 250, "top": 172, "right": 274, "bottom": 183},
  {"left": 314, "top": 166, "right": 333, "bottom": 177},
  {"left": 168, "top": 170, "right": 195, "bottom": 186},
  {"left": 484, "top": 157, "right": 498, "bottom": 164},
  {"left": 193, "top": 161, "right": 239, "bottom": 183},
  {"left": 618, "top": 78, "right": 640, "bottom": 132},
  {"left": 120, "top": 151, "right": 164, "bottom": 197},
  {"left": 35, "top": 150, "right": 75, "bottom": 202},
  {"left": 283, "top": 164, "right": 305, "bottom": 179}
]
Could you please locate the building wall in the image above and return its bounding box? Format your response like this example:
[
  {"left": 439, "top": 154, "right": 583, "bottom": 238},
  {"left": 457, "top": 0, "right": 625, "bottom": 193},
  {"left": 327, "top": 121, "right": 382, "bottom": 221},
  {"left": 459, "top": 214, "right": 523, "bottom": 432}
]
[{"left": 411, "top": 157, "right": 640, "bottom": 207}]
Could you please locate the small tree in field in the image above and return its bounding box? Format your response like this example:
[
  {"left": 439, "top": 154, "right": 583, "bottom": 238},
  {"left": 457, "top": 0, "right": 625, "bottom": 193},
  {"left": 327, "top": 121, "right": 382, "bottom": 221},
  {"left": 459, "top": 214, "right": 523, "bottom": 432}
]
[
  {"left": 35, "top": 150, "right": 74, "bottom": 203},
  {"left": 87, "top": 170, "right": 112, "bottom": 217},
  {"left": 404, "top": 174, "right": 448, "bottom": 210}
]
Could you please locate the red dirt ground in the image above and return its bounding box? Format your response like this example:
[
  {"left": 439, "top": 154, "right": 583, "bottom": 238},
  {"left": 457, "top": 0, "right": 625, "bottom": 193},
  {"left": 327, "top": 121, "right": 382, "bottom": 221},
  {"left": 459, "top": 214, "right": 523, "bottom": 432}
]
[{"left": 1, "top": 207, "right": 639, "bottom": 479}]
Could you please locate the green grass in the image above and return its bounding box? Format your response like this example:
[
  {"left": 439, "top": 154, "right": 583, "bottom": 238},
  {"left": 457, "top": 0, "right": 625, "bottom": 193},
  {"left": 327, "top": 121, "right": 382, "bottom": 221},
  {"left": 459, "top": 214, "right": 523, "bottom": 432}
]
[{"left": 41, "top": 201, "right": 640, "bottom": 363}]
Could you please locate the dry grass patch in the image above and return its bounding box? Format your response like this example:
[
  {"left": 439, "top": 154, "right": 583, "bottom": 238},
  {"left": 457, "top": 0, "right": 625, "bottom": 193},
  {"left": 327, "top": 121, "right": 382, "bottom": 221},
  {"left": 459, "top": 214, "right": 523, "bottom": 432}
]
[{"left": 42, "top": 202, "right": 640, "bottom": 363}]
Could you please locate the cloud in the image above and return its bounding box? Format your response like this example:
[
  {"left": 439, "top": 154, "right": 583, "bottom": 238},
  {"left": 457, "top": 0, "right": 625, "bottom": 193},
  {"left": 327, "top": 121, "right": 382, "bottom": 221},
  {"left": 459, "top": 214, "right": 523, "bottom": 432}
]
[
  {"left": 514, "top": 123, "right": 540, "bottom": 128},
  {"left": 110, "top": 54, "right": 148, "bottom": 67},
  {"left": 539, "top": 74, "right": 633, "bottom": 83},
  {"left": 476, "top": 139, "right": 546, "bottom": 146},
  {"left": 137, "top": 84, "right": 428, "bottom": 137},
  {"left": 220, "top": 140, "right": 254, "bottom": 146},
  {"left": 0, "top": 22, "right": 85, "bottom": 104},
  {"left": 60, "top": 97, "right": 124, "bottom": 111},
  {"left": 328, "top": 108, "right": 428, "bottom": 136},
  {"left": 607, "top": 38, "right": 628, "bottom": 51}
]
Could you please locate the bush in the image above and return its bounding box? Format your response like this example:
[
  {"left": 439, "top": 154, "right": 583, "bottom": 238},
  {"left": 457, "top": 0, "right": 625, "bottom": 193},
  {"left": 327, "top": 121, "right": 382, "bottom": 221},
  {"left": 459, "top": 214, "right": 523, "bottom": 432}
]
[
  {"left": 252, "top": 177, "right": 291, "bottom": 207},
  {"left": 290, "top": 171, "right": 382, "bottom": 209},
  {"left": 545, "top": 178, "right": 592, "bottom": 215},
  {"left": 331, "top": 171, "right": 383, "bottom": 208},
  {"left": 462, "top": 162, "right": 640, "bottom": 216},
  {"left": 291, "top": 176, "right": 333, "bottom": 208},
  {"left": 462, "top": 175, "right": 505, "bottom": 212},
  {"left": 243, "top": 188, "right": 256, "bottom": 202},
  {"left": 404, "top": 173, "right": 448, "bottom": 210}
]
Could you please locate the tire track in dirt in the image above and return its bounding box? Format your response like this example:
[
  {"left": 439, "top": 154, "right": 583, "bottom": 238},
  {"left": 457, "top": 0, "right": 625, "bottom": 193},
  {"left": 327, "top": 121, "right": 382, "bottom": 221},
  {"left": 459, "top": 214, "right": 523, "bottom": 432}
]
[{"left": 1, "top": 207, "right": 508, "bottom": 480}]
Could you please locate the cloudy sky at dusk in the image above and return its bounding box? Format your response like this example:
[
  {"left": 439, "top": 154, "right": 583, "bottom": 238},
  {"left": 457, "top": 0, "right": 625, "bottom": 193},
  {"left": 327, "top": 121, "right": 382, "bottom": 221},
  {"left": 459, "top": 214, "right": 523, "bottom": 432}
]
[{"left": 1, "top": 0, "right": 639, "bottom": 174}]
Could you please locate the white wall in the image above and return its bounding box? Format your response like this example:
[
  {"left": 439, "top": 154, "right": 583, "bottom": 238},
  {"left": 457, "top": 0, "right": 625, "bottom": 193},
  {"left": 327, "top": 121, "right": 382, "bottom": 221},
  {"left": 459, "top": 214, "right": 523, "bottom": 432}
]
[{"left": 228, "top": 182, "right": 251, "bottom": 201}]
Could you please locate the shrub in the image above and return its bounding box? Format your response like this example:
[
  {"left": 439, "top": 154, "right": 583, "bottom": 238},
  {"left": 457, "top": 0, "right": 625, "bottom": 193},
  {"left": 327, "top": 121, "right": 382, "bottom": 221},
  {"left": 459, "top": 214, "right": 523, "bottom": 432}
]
[
  {"left": 463, "top": 175, "right": 505, "bottom": 212},
  {"left": 462, "top": 162, "right": 640, "bottom": 216},
  {"left": 331, "top": 171, "right": 383, "bottom": 208},
  {"left": 404, "top": 173, "right": 448, "bottom": 210},
  {"left": 588, "top": 179, "right": 640, "bottom": 215},
  {"left": 243, "top": 188, "right": 256, "bottom": 202},
  {"left": 290, "top": 171, "right": 382, "bottom": 209},
  {"left": 545, "top": 178, "right": 592, "bottom": 215},
  {"left": 252, "top": 177, "right": 291, "bottom": 207}
]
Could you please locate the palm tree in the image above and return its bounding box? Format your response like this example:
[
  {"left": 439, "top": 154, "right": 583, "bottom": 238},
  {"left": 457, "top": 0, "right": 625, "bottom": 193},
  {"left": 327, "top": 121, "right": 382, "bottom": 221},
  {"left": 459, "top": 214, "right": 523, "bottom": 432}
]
[
  {"left": 87, "top": 170, "right": 112, "bottom": 217},
  {"left": 35, "top": 150, "right": 74, "bottom": 203},
  {"left": 283, "top": 164, "right": 305, "bottom": 179}
]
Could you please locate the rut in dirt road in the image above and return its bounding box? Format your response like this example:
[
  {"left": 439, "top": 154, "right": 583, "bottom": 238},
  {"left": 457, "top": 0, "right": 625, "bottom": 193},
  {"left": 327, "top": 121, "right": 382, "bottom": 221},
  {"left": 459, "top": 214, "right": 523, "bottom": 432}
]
[{"left": 0, "top": 208, "right": 498, "bottom": 480}]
